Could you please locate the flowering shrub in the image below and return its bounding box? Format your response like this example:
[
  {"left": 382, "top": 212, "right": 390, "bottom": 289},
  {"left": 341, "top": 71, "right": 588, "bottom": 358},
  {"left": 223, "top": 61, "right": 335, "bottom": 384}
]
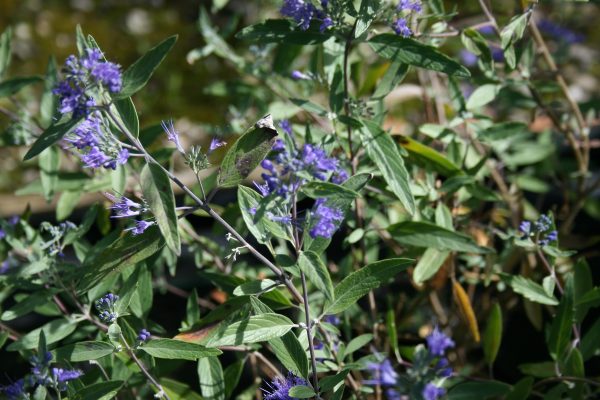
[{"left": 0, "top": 1, "right": 598, "bottom": 400}]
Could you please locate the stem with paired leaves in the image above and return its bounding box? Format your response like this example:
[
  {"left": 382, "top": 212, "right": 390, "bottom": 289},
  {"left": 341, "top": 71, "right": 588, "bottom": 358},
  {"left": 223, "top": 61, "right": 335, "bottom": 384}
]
[{"left": 103, "top": 106, "right": 304, "bottom": 304}]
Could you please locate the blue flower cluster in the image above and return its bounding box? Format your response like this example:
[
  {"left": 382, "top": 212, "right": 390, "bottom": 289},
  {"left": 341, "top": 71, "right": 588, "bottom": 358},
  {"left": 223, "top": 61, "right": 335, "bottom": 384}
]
[
  {"left": 65, "top": 111, "right": 129, "bottom": 169},
  {"left": 393, "top": 0, "right": 422, "bottom": 37},
  {"left": 1, "top": 351, "right": 81, "bottom": 399},
  {"left": 538, "top": 19, "right": 584, "bottom": 45},
  {"left": 105, "top": 193, "right": 156, "bottom": 236},
  {"left": 280, "top": 0, "right": 333, "bottom": 32},
  {"left": 519, "top": 214, "right": 558, "bottom": 246},
  {"left": 309, "top": 199, "right": 344, "bottom": 239},
  {"left": 257, "top": 140, "right": 346, "bottom": 198},
  {"left": 95, "top": 293, "right": 119, "bottom": 323},
  {"left": 262, "top": 372, "right": 308, "bottom": 400},
  {"left": 363, "top": 327, "right": 454, "bottom": 400},
  {"left": 137, "top": 328, "right": 151, "bottom": 342},
  {"left": 54, "top": 48, "right": 122, "bottom": 118}
]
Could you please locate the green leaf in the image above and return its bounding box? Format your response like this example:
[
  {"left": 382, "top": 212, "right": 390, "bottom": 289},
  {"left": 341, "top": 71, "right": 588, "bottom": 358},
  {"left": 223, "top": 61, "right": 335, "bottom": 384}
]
[
  {"left": 388, "top": 221, "right": 491, "bottom": 253},
  {"left": 298, "top": 251, "right": 334, "bottom": 302},
  {"left": 448, "top": 381, "right": 511, "bottom": 399},
  {"left": 500, "top": 274, "right": 559, "bottom": 306},
  {"left": 483, "top": 303, "right": 502, "bottom": 365},
  {"left": 218, "top": 115, "right": 278, "bottom": 188},
  {"left": 40, "top": 57, "right": 58, "bottom": 127},
  {"left": 369, "top": 34, "right": 470, "bottom": 77},
  {"left": 360, "top": 120, "right": 414, "bottom": 214},
  {"left": 115, "top": 265, "right": 141, "bottom": 315},
  {"left": 396, "top": 135, "right": 462, "bottom": 177},
  {"left": 205, "top": 313, "right": 295, "bottom": 347},
  {"left": 53, "top": 341, "right": 115, "bottom": 361},
  {"left": 56, "top": 190, "right": 82, "bottom": 220},
  {"left": 223, "top": 360, "right": 245, "bottom": 399},
  {"left": 24, "top": 117, "right": 82, "bottom": 161},
  {"left": 140, "top": 339, "right": 222, "bottom": 360},
  {"left": 1, "top": 291, "right": 54, "bottom": 321},
  {"left": 0, "top": 27, "right": 12, "bottom": 79},
  {"left": 113, "top": 97, "right": 139, "bottom": 137},
  {"left": 290, "top": 98, "right": 329, "bottom": 117},
  {"left": 505, "top": 377, "right": 534, "bottom": 400},
  {"left": 161, "top": 379, "right": 203, "bottom": 400},
  {"left": 118, "top": 35, "right": 178, "bottom": 98},
  {"left": 233, "top": 279, "right": 279, "bottom": 296},
  {"left": 0, "top": 76, "right": 42, "bottom": 98},
  {"left": 325, "top": 258, "right": 412, "bottom": 314},
  {"left": 547, "top": 277, "right": 574, "bottom": 359},
  {"left": 329, "top": 65, "right": 344, "bottom": 114},
  {"left": 355, "top": 0, "right": 378, "bottom": 38},
  {"left": 301, "top": 182, "right": 358, "bottom": 200},
  {"left": 72, "top": 381, "right": 124, "bottom": 400},
  {"left": 141, "top": 163, "right": 181, "bottom": 255},
  {"left": 77, "top": 226, "right": 165, "bottom": 293},
  {"left": 518, "top": 362, "right": 555, "bottom": 378},
  {"left": 372, "top": 60, "right": 409, "bottom": 99},
  {"left": 344, "top": 334, "right": 373, "bottom": 356},
  {"left": 238, "top": 185, "right": 290, "bottom": 244},
  {"left": 581, "top": 316, "right": 600, "bottom": 361},
  {"left": 413, "top": 248, "right": 450, "bottom": 284},
  {"left": 198, "top": 357, "right": 225, "bottom": 400},
  {"left": 33, "top": 385, "right": 47, "bottom": 400},
  {"left": 269, "top": 332, "right": 309, "bottom": 379},
  {"left": 287, "top": 386, "right": 316, "bottom": 398},
  {"left": 466, "top": 84, "right": 501, "bottom": 110},
  {"left": 236, "top": 19, "right": 330, "bottom": 45},
  {"left": 320, "top": 371, "right": 349, "bottom": 392},
  {"left": 7, "top": 319, "right": 77, "bottom": 351}
]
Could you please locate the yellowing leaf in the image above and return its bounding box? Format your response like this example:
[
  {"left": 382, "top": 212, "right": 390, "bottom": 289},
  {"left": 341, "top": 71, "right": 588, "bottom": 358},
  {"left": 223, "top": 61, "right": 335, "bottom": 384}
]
[{"left": 453, "top": 280, "right": 480, "bottom": 343}]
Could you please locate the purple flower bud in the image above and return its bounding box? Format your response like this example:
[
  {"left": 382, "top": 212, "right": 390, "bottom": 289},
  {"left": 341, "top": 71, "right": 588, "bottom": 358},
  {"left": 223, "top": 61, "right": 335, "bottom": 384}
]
[
  {"left": 125, "top": 220, "right": 155, "bottom": 236},
  {"left": 426, "top": 327, "right": 455, "bottom": 356},
  {"left": 423, "top": 383, "right": 445, "bottom": 400},
  {"left": 161, "top": 120, "right": 185, "bottom": 153},
  {"left": 519, "top": 221, "right": 531, "bottom": 236},
  {"left": 393, "top": 18, "right": 412, "bottom": 37},
  {"left": 291, "top": 70, "right": 310, "bottom": 80},
  {"left": 320, "top": 17, "right": 333, "bottom": 33},
  {"left": 208, "top": 137, "right": 227, "bottom": 154},
  {"left": 364, "top": 359, "right": 398, "bottom": 386},
  {"left": 279, "top": 120, "right": 293, "bottom": 136}
]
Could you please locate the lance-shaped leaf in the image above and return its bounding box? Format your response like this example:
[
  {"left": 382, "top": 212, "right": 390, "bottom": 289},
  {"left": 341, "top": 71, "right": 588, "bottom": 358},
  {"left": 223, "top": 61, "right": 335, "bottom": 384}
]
[
  {"left": 298, "top": 251, "right": 334, "bottom": 302},
  {"left": 141, "top": 163, "right": 181, "bottom": 255},
  {"left": 396, "top": 135, "right": 462, "bottom": 177},
  {"left": 483, "top": 303, "right": 502, "bottom": 366},
  {"left": 500, "top": 274, "right": 559, "bottom": 306},
  {"left": 24, "top": 117, "right": 82, "bottom": 161},
  {"left": 77, "top": 226, "right": 165, "bottom": 293},
  {"left": 198, "top": 357, "right": 225, "bottom": 400},
  {"left": 0, "top": 27, "right": 12, "bottom": 79},
  {"left": 71, "top": 381, "right": 124, "bottom": 400},
  {"left": 140, "top": 339, "right": 222, "bottom": 360},
  {"left": 218, "top": 114, "right": 278, "bottom": 188},
  {"left": 453, "top": 280, "right": 480, "bottom": 342},
  {"left": 360, "top": 120, "right": 414, "bottom": 215},
  {"left": 0, "top": 76, "right": 43, "bottom": 98},
  {"left": 325, "top": 258, "right": 412, "bottom": 314},
  {"left": 52, "top": 341, "right": 115, "bottom": 362},
  {"left": 301, "top": 181, "right": 359, "bottom": 200},
  {"left": 369, "top": 34, "right": 470, "bottom": 77},
  {"left": 7, "top": 319, "right": 78, "bottom": 351},
  {"left": 388, "top": 221, "right": 491, "bottom": 254},
  {"left": 236, "top": 19, "right": 330, "bottom": 45},
  {"left": 117, "top": 35, "right": 178, "bottom": 98},
  {"left": 413, "top": 248, "right": 450, "bottom": 284},
  {"left": 113, "top": 97, "right": 139, "bottom": 137},
  {"left": 204, "top": 313, "right": 295, "bottom": 347},
  {"left": 548, "top": 277, "right": 574, "bottom": 360}
]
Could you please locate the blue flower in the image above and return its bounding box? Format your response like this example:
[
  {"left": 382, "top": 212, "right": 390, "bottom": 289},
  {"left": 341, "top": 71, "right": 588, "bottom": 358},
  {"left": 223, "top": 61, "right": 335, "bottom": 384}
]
[
  {"left": 0, "top": 228, "right": 5, "bottom": 240},
  {"left": 459, "top": 49, "right": 478, "bottom": 67},
  {"left": 95, "top": 293, "right": 119, "bottom": 322},
  {"left": 55, "top": 48, "right": 122, "bottom": 117},
  {"left": 393, "top": 18, "right": 412, "bottom": 37},
  {"left": 538, "top": 19, "right": 584, "bottom": 44},
  {"left": 105, "top": 192, "right": 143, "bottom": 219},
  {"left": 422, "top": 383, "right": 445, "bottom": 400},
  {"left": 426, "top": 327, "right": 455, "bottom": 357},
  {"left": 279, "top": 120, "right": 293, "bottom": 136},
  {"left": 0, "top": 260, "right": 9, "bottom": 274},
  {"left": 125, "top": 220, "right": 155, "bottom": 236},
  {"left": 161, "top": 119, "right": 185, "bottom": 153},
  {"left": 309, "top": 199, "right": 344, "bottom": 239},
  {"left": 519, "top": 220, "right": 531, "bottom": 235},
  {"left": 137, "top": 329, "right": 151, "bottom": 342},
  {"left": 435, "top": 358, "right": 453, "bottom": 378},
  {"left": 398, "top": 0, "right": 422, "bottom": 13},
  {"left": 291, "top": 70, "right": 310, "bottom": 80},
  {"left": 364, "top": 358, "right": 398, "bottom": 386},
  {"left": 320, "top": 17, "right": 333, "bottom": 33},
  {"left": 208, "top": 137, "right": 227, "bottom": 154},
  {"left": 262, "top": 372, "right": 308, "bottom": 400},
  {"left": 280, "top": 0, "right": 321, "bottom": 31},
  {"left": 323, "top": 315, "right": 340, "bottom": 325},
  {"left": 52, "top": 368, "right": 82, "bottom": 390},
  {"left": 1, "top": 379, "right": 25, "bottom": 400}
]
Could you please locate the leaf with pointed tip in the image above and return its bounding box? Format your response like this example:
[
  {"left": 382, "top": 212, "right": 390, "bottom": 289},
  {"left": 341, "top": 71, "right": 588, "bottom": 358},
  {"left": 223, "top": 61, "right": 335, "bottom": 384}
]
[
  {"left": 24, "top": 117, "right": 83, "bottom": 161},
  {"left": 218, "top": 115, "right": 278, "bottom": 188},
  {"left": 140, "top": 339, "right": 221, "bottom": 360},
  {"left": 205, "top": 313, "right": 295, "bottom": 347}
]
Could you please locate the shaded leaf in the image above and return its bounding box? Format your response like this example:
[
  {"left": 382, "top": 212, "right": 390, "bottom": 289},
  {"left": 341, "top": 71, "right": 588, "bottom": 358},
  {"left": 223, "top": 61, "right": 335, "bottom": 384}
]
[{"left": 140, "top": 339, "right": 221, "bottom": 360}]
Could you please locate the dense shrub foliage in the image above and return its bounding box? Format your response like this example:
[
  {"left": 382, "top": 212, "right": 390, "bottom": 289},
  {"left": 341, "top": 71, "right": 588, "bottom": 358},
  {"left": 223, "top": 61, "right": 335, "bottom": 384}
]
[{"left": 0, "top": 1, "right": 598, "bottom": 399}]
